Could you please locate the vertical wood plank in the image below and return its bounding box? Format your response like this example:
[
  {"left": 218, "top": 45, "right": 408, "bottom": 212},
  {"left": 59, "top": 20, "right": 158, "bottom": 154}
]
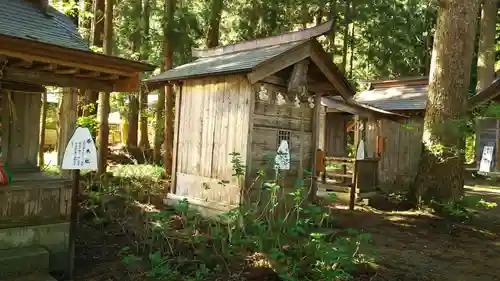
[{"left": 171, "top": 83, "right": 183, "bottom": 193}]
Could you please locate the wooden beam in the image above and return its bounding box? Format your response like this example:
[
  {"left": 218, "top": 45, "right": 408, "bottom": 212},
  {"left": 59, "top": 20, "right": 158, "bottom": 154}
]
[
  {"left": 309, "top": 40, "right": 354, "bottom": 99},
  {"left": 97, "top": 74, "right": 119, "bottom": 80},
  {"left": 0, "top": 81, "right": 45, "bottom": 93},
  {"left": 76, "top": 71, "right": 101, "bottom": 78},
  {"left": 0, "top": 34, "right": 155, "bottom": 74},
  {"left": 9, "top": 59, "right": 32, "bottom": 68},
  {"left": 192, "top": 20, "right": 333, "bottom": 57},
  {"left": 54, "top": 68, "right": 80, "bottom": 75},
  {"left": 4, "top": 66, "right": 113, "bottom": 92},
  {"left": 34, "top": 63, "right": 58, "bottom": 71},
  {"left": 247, "top": 42, "right": 311, "bottom": 84}
]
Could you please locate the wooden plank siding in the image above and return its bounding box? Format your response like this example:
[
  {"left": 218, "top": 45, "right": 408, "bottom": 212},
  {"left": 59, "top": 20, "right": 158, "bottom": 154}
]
[
  {"left": 324, "top": 112, "right": 349, "bottom": 157},
  {"left": 249, "top": 82, "right": 314, "bottom": 189},
  {"left": 0, "top": 173, "right": 72, "bottom": 228},
  {"left": 7, "top": 92, "right": 42, "bottom": 170},
  {"left": 475, "top": 118, "right": 499, "bottom": 171},
  {"left": 364, "top": 117, "right": 423, "bottom": 191},
  {"left": 174, "top": 75, "right": 251, "bottom": 206}
]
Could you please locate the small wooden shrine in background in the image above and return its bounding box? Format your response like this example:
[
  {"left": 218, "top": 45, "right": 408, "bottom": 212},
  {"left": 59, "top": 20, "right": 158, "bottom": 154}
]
[
  {"left": 146, "top": 21, "right": 396, "bottom": 214},
  {"left": 0, "top": 0, "right": 154, "bottom": 280}
]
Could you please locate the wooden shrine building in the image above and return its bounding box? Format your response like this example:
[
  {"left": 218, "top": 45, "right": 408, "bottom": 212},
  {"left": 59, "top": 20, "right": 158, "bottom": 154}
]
[
  {"left": 0, "top": 0, "right": 154, "bottom": 280},
  {"left": 470, "top": 76, "right": 500, "bottom": 175},
  {"left": 346, "top": 77, "right": 427, "bottom": 191},
  {"left": 146, "top": 21, "right": 400, "bottom": 213}
]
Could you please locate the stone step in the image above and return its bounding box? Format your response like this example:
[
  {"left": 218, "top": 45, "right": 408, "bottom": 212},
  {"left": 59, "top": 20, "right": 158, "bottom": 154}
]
[
  {"left": 0, "top": 247, "right": 50, "bottom": 280},
  {"left": 3, "top": 273, "right": 57, "bottom": 281}
]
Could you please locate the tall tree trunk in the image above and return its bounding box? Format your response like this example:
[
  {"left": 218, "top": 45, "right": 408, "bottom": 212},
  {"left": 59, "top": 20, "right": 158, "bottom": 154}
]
[
  {"left": 476, "top": 0, "right": 498, "bottom": 91},
  {"left": 127, "top": 93, "right": 139, "bottom": 148},
  {"left": 412, "top": 0, "right": 480, "bottom": 204},
  {"left": 139, "top": 0, "right": 151, "bottom": 150},
  {"left": 164, "top": 0, "right": 176, "bottom": 178},
  {"left": 341, "top": 0, "right": 351, "bottom": 72},
  {"left": 79, "top": 0, "right": 92, "bottom": 43},
  {"left": 126, "top": 0, "right": 143, "bottom": 149},
  {"left": 328, "top": 0, "right": 338, "bottom": 61},
  {"left": 84, "top": 0, "right": 105, "bottom": 117},
  {"left": 154, "top": 87, "right": 165, "bottom": 164},
  {"left": 98, "top": 0, "right": 113, "bottom": 175},
  {"left": 348, "top": 22, "right": 355, "bottom": 79},
  {"left": 206, "top": 0, "right": 223, "bottom": 48},
  {"left": 39, "top": 91, "right": 48, "bottom": 168}
]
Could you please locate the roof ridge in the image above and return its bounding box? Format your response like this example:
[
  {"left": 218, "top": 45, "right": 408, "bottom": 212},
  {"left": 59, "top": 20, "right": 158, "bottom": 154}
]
[{"left": 192, "top": 20, "right": 333, "bottom": 58}]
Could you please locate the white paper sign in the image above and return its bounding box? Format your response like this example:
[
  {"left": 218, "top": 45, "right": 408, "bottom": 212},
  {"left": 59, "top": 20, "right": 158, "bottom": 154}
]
[
  {"left": 61, "top": 127, "right": 98, "bottom": 170},
  {"left": 356, "top": 139, "right": 365, "bottom": 160},
  {"left": 274, "top": 140, "right": 291, "bottom": 170},
  {"left": 479, "top": 146, "right": 494, "bottom": 173}
]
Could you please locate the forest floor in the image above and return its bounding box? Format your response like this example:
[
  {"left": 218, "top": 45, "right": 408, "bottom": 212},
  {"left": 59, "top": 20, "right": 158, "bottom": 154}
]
[{"left": 73, "top": 179, "right": 500, "bottom": 281}]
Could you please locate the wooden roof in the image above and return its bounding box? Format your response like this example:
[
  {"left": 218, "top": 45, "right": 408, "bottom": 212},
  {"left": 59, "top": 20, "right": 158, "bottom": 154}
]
[
  {"left": 469, "top": 77, "right": 500, "bottom": 108},
  {"left": 322, "top": 96, "right": 407, "bottom": 121},
  {"left": 0, "top": 0, "right": 156, "bottom": 92},
  {"left": 355, "top": 77, "right": 428, "bottom": 111},
  {"left": 145, "top": 21, "right": 355, "bottom": 99}
]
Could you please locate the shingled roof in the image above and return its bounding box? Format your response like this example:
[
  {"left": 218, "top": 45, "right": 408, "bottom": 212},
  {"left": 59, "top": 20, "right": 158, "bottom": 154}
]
[
  {"left": 354, "top": 77, "right": 428, "bottom": 111},
  {"left": 0, "top": 0, "right": 89, "bottom": 51},
  {"left": 146, "top": 41, "right": 304, "bottom": 83}
]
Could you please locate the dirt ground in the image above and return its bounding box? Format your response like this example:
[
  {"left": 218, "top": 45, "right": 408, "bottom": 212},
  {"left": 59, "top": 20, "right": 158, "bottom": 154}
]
[{"left": 74, "top": 181, "right": 500, "bottom": 281}]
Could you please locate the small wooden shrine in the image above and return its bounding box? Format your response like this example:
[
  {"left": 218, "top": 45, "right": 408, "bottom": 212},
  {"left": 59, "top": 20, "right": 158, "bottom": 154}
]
[
  {"left": 146, "top": 21, "right": 396, "bottom": 213},
  {"left": 0, "top": 0, "right": 154, "bottom": 280}
]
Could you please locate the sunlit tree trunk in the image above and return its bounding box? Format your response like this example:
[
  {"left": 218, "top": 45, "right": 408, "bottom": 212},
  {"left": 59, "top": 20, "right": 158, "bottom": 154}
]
[
  {"left": 476, "top": 0, "right": 498, "bottom": 91},
  {"left": 340, "top": 0, "right": 351, "bottom": 72},
  {"left": 127, "top": 93, "right": 139, "bottom": 148},
  {"left": 97, "top": 0, "right": 113, "bottom": 175},
  {"left": 206, "top": 0, "right": 223, "bottom": 48},
  {"left": 154, "top": 87, "right": 165, "bottom": 164},
  {"left": 84, "top": 0, "right": 105, "bottom": 116},
  {"left": 412, "top": 0, "right": 480, "bottom": 204},
  {"left": 164, "top": 0, "right": 176, "bottom": 177},
  {"left": 139, "top": 0, "right": 151, "bottom": 150}
]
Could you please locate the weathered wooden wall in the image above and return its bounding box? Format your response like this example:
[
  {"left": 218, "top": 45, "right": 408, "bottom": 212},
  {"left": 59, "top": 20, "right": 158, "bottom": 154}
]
[
  {"left": 3, "top": 92, "right": 42, "bottom": 170},
  {"left": 475, "top": 118, "right": 499, "bottom": 171},
  {"left": 324, "top": 112, "right": 349, "bottom": 157},
  {"left": 0, "top": 173, "right": 72, "bottom": 228},
  {"left": 248, "top": 82, "right": 314, "bottom": 189},
  {"left": 364, "top": 116, "right": 423, "bottom": 191},
  {"left": 174, "top": 75, "right": 252, "bottom": 206}
]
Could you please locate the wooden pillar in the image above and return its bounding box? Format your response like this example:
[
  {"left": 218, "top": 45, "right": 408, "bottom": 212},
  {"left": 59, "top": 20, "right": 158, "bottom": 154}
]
[
  {"left": 39, "top": 90, "right": 47, "bottom": 168},
  {"left": 57, "top": 88, "right": 78, "bottom": 177},
  {"left": 310, "top": 92, "right": 322, "bottom": 202}
]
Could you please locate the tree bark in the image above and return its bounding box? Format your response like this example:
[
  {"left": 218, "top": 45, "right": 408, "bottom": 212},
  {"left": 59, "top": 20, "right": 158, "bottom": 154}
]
[
  {"left": 139, "top": 0, "right": 151, "bottom": 150},
  {"left": 476, "top": 0, "right": 498, "bottom": 91},
  {"left": 164, "top": 0, "right": 176, "bottom": 177},
  {"left": 154, "top": 87, "right": 165, "bottom": 164},
  {"left": 206, "top": 0, "right": 223, "bottom": 48},
  {"left": 328, "top": 0, "right": 338, "bottom": 61},
  {"left": 340, "top": 0, "right": 351, "bottom": 72},
  {"left": 84, "top": 0, "right": 105, "bottom": 116},
  {"left": 126, "top": 93, "right": 139, "bottom": 148},
  {"left": 412, "top": 0, "right": 480, "bottom": 204},
  {"left": 97, "top": 0, "right": 113, "bottom": 175},
  {"left": 39, "top": 91, "right": 48, "bottom": 168}
]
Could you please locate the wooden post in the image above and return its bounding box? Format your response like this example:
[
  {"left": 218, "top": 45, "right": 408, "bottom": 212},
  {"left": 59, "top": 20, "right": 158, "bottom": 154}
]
[
  {"left": 67, "top": 169, "right": 80, "bottom": 280},
  {"left": 39, "top": 90, "right": 47, "bottom": 168},
  {"left": 57, "top": 88, "right": 78, "bottom": 177},
  {"left": 310, "top": 92, "right": 322, "bottom": 202}
]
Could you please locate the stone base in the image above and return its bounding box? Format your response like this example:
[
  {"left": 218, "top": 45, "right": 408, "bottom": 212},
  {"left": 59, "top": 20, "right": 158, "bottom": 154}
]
[{"left": 0, "top": 223, "right": 70, "bottom": 274}]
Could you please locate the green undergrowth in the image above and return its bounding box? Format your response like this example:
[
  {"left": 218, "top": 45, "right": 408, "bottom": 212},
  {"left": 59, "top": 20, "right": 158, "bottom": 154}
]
[
  {"left": 431, "top": 195, "right": 497, "bottom": 221},
  {"left": 81, "top": 154, "right": 374, "bottom": 281}
]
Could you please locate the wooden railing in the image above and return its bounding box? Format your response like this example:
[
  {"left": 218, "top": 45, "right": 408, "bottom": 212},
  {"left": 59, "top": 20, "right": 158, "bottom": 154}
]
[{"left": 315, "top": 150, "right": 379, "bottom": 210}]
